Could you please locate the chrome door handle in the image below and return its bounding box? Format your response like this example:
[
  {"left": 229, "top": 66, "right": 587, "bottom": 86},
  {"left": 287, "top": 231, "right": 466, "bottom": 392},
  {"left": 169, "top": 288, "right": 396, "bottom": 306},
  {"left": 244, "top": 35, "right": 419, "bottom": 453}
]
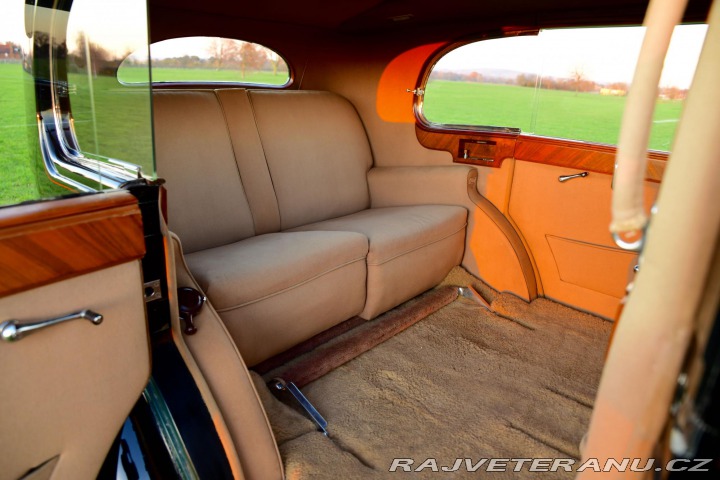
[
  {"left": 1, "top": 310, "right": 103, "bottom": 342},
  {"left": 558, "top": 171, "right": 589, "bottom": 182}
]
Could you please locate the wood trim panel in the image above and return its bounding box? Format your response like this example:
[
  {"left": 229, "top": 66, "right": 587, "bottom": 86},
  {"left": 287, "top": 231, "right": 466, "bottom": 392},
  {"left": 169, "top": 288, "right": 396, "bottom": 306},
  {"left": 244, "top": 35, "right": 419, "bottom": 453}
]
[
  {"left": 0, "top": 190, "right": 145, "bottom": 298},
  {"left": 415, "top": 124, "right": 668, "bottom": 182},
  {"left": 514, "top": 136, "right": 667, "bottom": 183},
  {"left": 416, "top": 124, "right": 516, "bottom": 168}
]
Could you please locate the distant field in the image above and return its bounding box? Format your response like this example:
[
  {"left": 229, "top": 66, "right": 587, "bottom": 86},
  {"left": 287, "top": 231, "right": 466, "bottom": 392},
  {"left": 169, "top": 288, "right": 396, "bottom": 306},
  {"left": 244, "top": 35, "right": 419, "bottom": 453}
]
[
  {"left": 423, "top": 80, "right": 683, "bottom": 151},
  {"left": 68, "top": 71, "right": 154, "bottom": 175},
  {"left": 0, "top": 62, "right": 37, "bottom": 205},
  {"left": 119, "top": 66, "right": 289, "bottom": 85},
  {"left": 1, "top": 66, "right": 684, "bottom": 205}
]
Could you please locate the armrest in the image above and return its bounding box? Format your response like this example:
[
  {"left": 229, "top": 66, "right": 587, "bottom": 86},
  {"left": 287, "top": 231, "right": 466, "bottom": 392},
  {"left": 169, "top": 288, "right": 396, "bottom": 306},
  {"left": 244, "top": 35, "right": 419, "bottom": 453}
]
[
  {"left": 367, "top": 166, "right": 474, "bottom": 208},
  {"left": 368, "top": 166, "right": 538, "bottom": 300}
]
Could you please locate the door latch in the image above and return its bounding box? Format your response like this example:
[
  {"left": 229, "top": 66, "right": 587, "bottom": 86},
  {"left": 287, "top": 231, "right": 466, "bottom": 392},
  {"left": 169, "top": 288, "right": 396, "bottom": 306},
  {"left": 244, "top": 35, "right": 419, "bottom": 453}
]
[
  {"left": 558, "top": 172, "right": 589, "bottom": 182},
  {"left": 1, "top": 310, "right": 103, "bottom": 342}
]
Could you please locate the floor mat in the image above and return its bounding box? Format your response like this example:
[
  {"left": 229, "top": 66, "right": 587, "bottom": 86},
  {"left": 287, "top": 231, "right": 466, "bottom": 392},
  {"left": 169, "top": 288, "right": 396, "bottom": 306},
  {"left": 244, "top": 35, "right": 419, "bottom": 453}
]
[{"left": 253, "top": 267, "right": 612, "bottom": 479}]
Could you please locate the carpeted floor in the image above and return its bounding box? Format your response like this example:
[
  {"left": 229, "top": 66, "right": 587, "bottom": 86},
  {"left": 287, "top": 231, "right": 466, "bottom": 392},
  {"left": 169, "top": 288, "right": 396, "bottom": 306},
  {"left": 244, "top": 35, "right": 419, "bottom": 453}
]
[{"left": 253, "top": 267, "right": 613, "bottom": 479}]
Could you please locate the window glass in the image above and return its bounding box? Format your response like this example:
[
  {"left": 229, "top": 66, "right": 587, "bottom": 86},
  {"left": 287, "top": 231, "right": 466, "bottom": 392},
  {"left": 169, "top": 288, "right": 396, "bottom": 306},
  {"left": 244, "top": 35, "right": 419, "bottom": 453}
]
[
  {"left": 63, "top": 0, "right": 154, "bottom": 181},
  {"left": 2, "top": 0, "right": 155, "bottom": 203},
  {"left": 118, "top": 37, "right": 290, "bottom": 86},
  {"left": 0, "top": 1, "right": 37, "bottom": 205},
  {"left": 422, "top": 25, "right": 708, "bottom": 151}
]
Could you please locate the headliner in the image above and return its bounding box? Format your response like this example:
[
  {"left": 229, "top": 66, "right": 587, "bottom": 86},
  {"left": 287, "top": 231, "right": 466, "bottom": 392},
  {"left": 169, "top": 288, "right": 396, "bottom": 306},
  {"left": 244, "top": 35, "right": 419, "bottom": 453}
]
[
  {"left": 146, "top": 0, "right": 712, "bottom": 70},
  {"left": 148, "top": 0, "right": 711, "bottom": 33}
]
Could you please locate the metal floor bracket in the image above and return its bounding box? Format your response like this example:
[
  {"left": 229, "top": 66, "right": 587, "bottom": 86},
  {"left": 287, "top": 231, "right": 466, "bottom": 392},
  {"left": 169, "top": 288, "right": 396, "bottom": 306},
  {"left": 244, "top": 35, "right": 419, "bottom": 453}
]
[
  {"left": 458, "top": 286, "right": 492, "bottom": 310},
  {"left": 270, "top": 378, "right": 328, "bottom": 436}
]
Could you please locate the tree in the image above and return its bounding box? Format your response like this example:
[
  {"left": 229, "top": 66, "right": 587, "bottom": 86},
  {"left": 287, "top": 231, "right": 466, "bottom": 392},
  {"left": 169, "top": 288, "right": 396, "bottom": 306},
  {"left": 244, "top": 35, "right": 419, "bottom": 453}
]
[
  {"left": 516, "top": 73, "right": 537, "bottom": 88},
  {"left": 238, "top": 43, "right": 266, "bottom": 79},
  {"left": 467, "top": 71, "right": 482, "bottom": 83},
  {"left": 570, "top": 66, "right": 586, "bottom": 95},
  {"left": 72, "top": 31, "right": 113, "bottom": 74},
  {"left": 267, "top": 50, "right": 282, "bottom": 76},
  {"left": 206, "top": 38, "right": 239, "bottom": 70}
]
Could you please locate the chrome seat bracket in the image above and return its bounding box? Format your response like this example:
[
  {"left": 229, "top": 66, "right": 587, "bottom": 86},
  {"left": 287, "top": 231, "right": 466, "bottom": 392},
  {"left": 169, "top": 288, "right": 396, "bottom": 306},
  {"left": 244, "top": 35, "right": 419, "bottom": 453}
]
[{"left": 269, "top": 378, "right": 328, "bottom": 436}]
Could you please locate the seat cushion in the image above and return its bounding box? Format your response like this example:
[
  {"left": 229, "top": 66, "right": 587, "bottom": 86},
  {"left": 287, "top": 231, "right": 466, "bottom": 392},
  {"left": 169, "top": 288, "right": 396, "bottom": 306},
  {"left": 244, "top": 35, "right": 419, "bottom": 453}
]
[
  {"left": 291, "top": 205, "right": 467, "bottom": 318},
  {"left": 186, "top": 231, "right": 369, "bottom": 365}
]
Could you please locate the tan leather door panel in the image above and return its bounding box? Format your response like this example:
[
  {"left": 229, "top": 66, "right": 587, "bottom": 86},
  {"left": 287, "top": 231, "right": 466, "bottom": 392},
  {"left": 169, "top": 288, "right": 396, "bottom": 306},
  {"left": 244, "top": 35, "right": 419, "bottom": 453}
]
[
  {"left": 509, "top": 161, "right": 659, "bottom": 318},
  {"left": 0, "top": 191, "right": 150, "bottom": 479}
]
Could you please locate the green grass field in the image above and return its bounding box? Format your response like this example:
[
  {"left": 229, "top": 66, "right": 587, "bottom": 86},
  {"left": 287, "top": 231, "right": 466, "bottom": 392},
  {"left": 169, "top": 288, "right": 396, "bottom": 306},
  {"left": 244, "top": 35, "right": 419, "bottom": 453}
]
[
  {"left": 119, "top": 66, "right": 289, "bottom": 85},
  {"left": 68, "top": 71, "right": 154, "bottom": 175},
  {"left": 424, "top": 80, "right": 682, "bottom": 151},
  {"left": 1, "top": 64, "right": 684, "bottom": 206},
  {"left": 0, "top": 63, "right": 38, "bottom": 205}
]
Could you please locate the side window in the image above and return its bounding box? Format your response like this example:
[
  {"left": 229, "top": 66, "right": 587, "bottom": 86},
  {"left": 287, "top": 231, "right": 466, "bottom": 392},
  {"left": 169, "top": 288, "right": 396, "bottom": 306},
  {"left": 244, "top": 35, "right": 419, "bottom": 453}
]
[
  {"left": 63, "top": 0, "right": 155, "bottom": 181},
  {"left": 0, "top": 0, "right": 155, "bottom": 207},
  {"left": 1, "top": 3, "right": 36, "bottom": 205},
  {"left": 421, "top": 25, "right": 707, "bottom": 151},
  {"left": 118, "top": 37, "right": 290, "bottom": 87}
]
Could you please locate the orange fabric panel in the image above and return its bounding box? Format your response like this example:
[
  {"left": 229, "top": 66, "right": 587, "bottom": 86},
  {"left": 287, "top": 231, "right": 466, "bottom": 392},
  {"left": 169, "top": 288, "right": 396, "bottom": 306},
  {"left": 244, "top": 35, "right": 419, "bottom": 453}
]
[
  {"left": 464, "top": 207, "right": 531, "bottom": 300},
  {"left": 509, "top": 161, "right": 658, "bottom": 318},
  {"left": 376, "top": 43, "right": 443, "bottom": 123},
  {"left": 547, "top": 235, "right": 638, "bottom": 298}
]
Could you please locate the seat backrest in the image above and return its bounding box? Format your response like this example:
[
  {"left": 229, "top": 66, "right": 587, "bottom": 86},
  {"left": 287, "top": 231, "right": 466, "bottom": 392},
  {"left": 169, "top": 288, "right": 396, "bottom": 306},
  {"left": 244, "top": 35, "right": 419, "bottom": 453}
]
[
  {"left": 215, "top": 89, "right": 281, "bottom": 235},
  {"left": 247, "top": 90, "right": 373, "bottom": 230},
  {"left": 154, "top": 89, "right": 375, "bottom": 249},
  {"left": 153, "top": 90, "right": 258, "bottom": 253}
]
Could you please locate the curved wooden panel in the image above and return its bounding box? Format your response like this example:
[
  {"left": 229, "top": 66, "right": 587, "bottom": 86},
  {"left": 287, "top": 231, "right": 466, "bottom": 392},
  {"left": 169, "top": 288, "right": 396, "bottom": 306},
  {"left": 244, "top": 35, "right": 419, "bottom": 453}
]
[
  {"left": 415, "top": 123, "right": 668, "bottom": 182},
  {"left": 0, "top": 191, "right": 145, "bottom": 298}
]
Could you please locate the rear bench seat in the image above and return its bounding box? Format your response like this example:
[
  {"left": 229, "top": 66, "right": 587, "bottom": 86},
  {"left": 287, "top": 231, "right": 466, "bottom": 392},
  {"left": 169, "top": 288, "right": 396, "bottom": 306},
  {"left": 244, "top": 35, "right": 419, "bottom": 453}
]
[{"left": 153, "top": 89, "right": 466, "bottom": 365}]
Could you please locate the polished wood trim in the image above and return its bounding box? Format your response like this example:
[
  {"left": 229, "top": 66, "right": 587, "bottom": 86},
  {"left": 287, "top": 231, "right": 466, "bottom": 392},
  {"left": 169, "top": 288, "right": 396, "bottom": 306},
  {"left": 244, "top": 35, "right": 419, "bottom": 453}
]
[
  {"left": 515, "top": 136, "right": 667, "bottom": 182},
  {"left": 0, "top": 191, "right": 145, "bottom": 298},
  {"left": 466, "top": 169, "right": 538, "bottom": 300},
  {"left": 415, "top": 123, "right": 668, "bottom": 182},
  {"left": 416, "top": 123, "right": 516, "bottom": 168}
]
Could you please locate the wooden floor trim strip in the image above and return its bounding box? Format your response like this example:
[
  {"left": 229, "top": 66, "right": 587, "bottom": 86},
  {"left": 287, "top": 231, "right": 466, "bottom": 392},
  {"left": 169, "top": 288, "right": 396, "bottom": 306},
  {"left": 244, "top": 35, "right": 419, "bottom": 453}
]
[
  {"left": 253, "top": 316, "right": 366, "bottom": 375},
  {"left": 260, "top": 285, "right": 459, "bottom": 387}
]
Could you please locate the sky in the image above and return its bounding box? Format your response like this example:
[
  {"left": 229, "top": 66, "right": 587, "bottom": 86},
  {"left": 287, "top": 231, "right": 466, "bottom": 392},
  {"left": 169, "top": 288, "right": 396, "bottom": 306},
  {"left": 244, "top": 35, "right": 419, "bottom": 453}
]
[
  {"left": 150, "top": 37, "right": 224, "bottom": 59},
  {"left": 435, "top": 25, "right": 708, "bottom": 89},
  {"left": 0, "top": 1, "right": 27, "bottom": 45},
  {"left": 0, "top": 0, "right": 148, "bottom": 57}
]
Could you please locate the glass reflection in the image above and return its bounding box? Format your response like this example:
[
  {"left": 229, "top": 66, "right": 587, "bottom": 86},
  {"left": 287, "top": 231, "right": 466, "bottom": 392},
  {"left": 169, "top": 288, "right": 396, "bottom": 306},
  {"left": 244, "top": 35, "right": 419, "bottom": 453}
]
[
  {"left": 62, "top": 0, "right": 154, "bottom": 180},
  {"left": 20, "top": 0, "right": 155, "bottom": 196}
]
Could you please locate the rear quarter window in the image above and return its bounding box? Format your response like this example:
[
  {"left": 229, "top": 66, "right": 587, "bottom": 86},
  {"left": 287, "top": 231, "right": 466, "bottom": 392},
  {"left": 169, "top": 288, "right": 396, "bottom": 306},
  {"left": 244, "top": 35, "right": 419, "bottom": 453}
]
[{"left": 119, "top": 37, "right": 290, "bottom": 87}]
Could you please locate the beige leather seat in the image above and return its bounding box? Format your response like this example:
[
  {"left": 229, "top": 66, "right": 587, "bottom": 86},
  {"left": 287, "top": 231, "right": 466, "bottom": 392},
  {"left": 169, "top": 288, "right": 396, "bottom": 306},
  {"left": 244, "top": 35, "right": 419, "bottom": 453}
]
[
  {"left": 154, "top": 90, "right": 368, "bottom": 365},
  {"left": 153, "top": 87, "right": 466, "bottom": 365},
  {"left": 246, "top": 90, "right": 467, "bottom": 319},
  {"left": 291, "top": 205, "right": 466, "bottom": 319},
  {"left": 186, "top": 231, "right": 368, "bottom": 365}
]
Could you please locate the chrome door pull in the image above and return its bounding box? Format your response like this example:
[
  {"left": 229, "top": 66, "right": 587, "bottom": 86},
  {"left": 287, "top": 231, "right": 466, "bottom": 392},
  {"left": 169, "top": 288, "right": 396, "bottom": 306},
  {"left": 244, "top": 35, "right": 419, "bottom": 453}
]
[
  {"left": 1, "top": 310, "right": 103, "bottom": 342},
  {"left": 558, "top": 171, "right": 589, "bottom": 182}
]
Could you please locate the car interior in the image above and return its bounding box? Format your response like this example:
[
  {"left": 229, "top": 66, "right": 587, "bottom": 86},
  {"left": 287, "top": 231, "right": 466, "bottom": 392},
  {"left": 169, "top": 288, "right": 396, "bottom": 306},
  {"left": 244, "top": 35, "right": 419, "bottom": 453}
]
[{"left": 0, "top": 0, "right": 719, "bottom": 478}]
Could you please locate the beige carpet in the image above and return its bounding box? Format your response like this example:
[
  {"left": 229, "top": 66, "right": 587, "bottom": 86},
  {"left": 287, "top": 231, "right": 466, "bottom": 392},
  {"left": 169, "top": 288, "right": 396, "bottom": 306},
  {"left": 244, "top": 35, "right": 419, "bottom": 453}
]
[
  {"left": 261, "top": 286, "right": 459, "bottom": 387},
  {"left": 253, "top": 267, "right": 612, "bottom": 479}
]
